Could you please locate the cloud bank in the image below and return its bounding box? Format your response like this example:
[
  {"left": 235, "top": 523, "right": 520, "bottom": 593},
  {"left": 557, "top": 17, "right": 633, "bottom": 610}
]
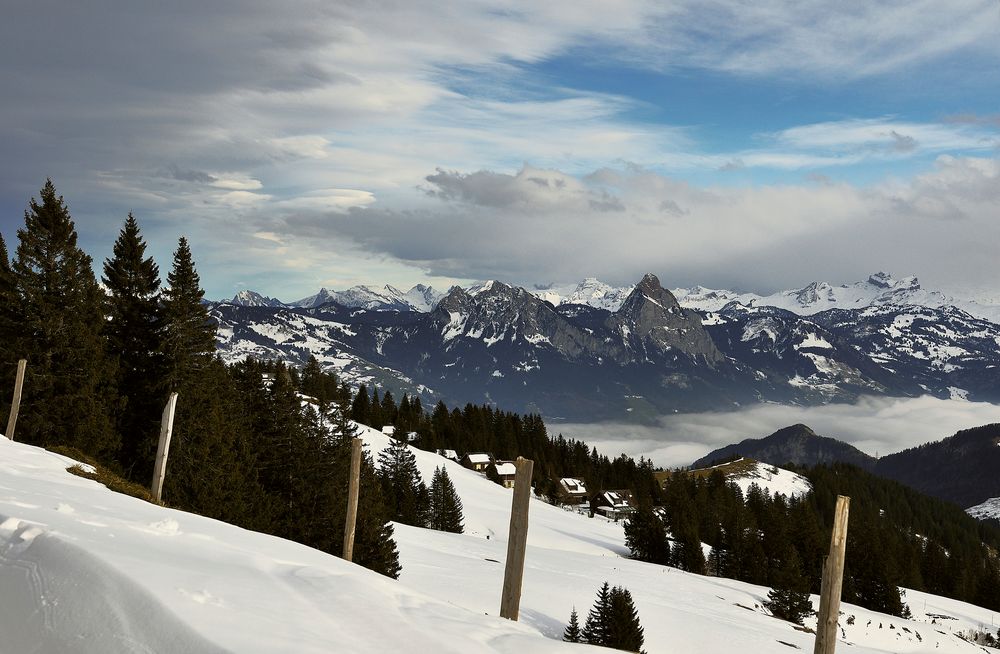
[{"left": 555, "top": 396, "right": 1000, "bottom": 469}]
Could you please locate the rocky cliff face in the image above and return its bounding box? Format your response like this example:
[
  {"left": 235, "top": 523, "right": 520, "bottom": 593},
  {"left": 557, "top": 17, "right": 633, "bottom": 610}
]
[{"left": 609, "top": 273, "right": 724, "bottom": 365}]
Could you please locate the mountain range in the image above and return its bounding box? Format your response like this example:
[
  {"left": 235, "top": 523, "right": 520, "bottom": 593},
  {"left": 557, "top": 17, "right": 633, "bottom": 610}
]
[
  {"left": 211, "top": 272, "right": 1000, "bottom": 421},
  {"left": 226, "top": 272, "right": 1000, "bottom": 323}
]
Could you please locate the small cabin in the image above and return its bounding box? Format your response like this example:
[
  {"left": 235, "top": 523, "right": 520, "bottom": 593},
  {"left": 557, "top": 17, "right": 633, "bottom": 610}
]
[
  {"left": 437, "top": 449, "right": 460, "bottom": 462},
  {"left": 405, "top": 431, "right": 419, "bottom": 443},
  {"left": 492, "top": 461, "right": 517, "bottom": 488},
  {"left": 381, "top": 425, "right": 396, "bottom": 438},
  {"left": 558, "top": 478, "right": 588, "bottom": 505},
  {"left": 462, "top": 452, "right": 492, "bottom": 472},
  {"left": 593, "top": 490, "right": 635, "bottom": 521}
]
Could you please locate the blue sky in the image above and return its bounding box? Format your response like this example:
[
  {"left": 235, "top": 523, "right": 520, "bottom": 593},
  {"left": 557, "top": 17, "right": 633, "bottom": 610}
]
[{"left": 2, "top": 1, "right": 999, "bottom": 300}]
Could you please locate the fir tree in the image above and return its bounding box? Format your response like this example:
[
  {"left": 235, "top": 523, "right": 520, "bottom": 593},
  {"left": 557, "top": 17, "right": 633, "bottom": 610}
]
[
  {"left": 377, "top": 437, "right": 429, "bottom": 527},
  {"left": 351, "top": 384, "right": 370, "bottom": 424},
  {"left": 102, "top": 213, "right": 163, "bottom": 478},
  {"left": 428, "top": 465, "right": 464, "bottom": 533},
  {"left": 623, "top": 509, "right": 670, "bottom": 564},
  {"left": 161, "top": 237, "right": 215, "bottom": 391},
  {"left": 11, "top": 180, "right": 118, "bottom": 459},
  {"left": 563, "top": 607, "right": 582, "bottom": 643},
  {"left": 0, "top": 233, "right": 18, "bottom": 411},
  {"left": 582, "top": 582, "right": 612, "bottom": 645},
  {"left": 327, "top": 396, "right": 401, "bottom": 578},
  {"left": 607, "top": 586, "right": 645, "bottom": 653},
  {"left": 764, "top": 547, "right": 813, "bottom": 625},
  {"left": 0, "top": 232, "right": 18, "bottom": 369},
  {"left": 161, "top": 358, "right": 270, "bottom": 530}
]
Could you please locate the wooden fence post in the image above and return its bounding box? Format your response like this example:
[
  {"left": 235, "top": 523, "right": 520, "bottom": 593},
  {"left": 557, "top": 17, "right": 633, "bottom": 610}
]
[
  {"left": 814, "top": 495, "right": 850, "bottom": 654},
  {"left": 150, "top": 392, "right": 178, "bottom": 502},
  {"left": 499, "top": 456, "right": 534, "bottom": 620},
  {"left": 342, "top": 437, "right": 363, "bottom": 562},
  {"left": 5, "top": 359, "right": 27, "bottom": 441}
]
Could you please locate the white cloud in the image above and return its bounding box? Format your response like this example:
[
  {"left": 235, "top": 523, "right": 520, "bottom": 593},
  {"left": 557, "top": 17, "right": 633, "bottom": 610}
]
[
  {"left": 4, "top": 1, "right": 1000, "bottom": 298},
  {"left": 556, "top": 395, "right": 1000, "bottom": 468},
  {"left": 290, "top": 155, "right": 1000, "bottom": 292}
]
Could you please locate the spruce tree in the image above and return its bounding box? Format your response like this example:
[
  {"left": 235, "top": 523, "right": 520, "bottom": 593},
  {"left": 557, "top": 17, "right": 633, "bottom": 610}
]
[
  {"left": 326, "top": 396, "right": 401, "bottom": 578},
  {"left": 764, "top": 547, "right": 813, "bottom": 625},
  {"left": 428, "top": 465, "right": 464, "bottom": 533},
  {"left": 563, "top": 607, "right": 582, "bottom": 643},
  {"left": 624, "top": 509, "right": 670, "bottom": 564},
  {"left": 582, "top": 582, "right": 612, "bottom": 645},
  {"left": 161, "top": 237, "right": 215, "bottom": 390},
  {"left": 103, "top": 213, "right": 163, "bottom": 478},
  {"left": 607, "top": 586, "right": 645, "bottom": 653},
  {"left": 0, "top": 233, "right": 18, "bottom": 413},
  {"left": 161, "top": 358, "right": 270, "bottom": 530},
  {"left": 11, "top": 180, "right": 118, "bottom": 459},
  {"left": 377, "top": 437, "right": 429, "bottom": 527}
]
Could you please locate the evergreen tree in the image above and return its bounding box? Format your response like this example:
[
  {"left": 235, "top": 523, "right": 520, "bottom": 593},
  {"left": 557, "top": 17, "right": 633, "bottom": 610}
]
[
  {"left": 11, "top": 180, "right": 118, "bottom": 459},
  {"left": 0, "top": 232, "right": 18, "bottom": 368},
  {"left": 764, "top": 547, "right": 813, "bottom": 625},
  {"left": 326, "top": 396, "right": 401, "bottom": 578},
  {"left": 607, "top": 585, "right": 645, "bottom": 653},
  {"left": 0, "top": 233, "right": 18, "bottom": 413},
  {"left": 351, "top": 384, "right": 370, "bottom": 424},
  {"left": 623, "top": 509, "right": 670, "bottom": 564},
  {"left": 377, "top": 437, "right": 429, "bottom": 527},
  {"left": 102, "top": 213, "right": 163, "bottom": 478},
  {"left": 582, "top": 582, "right": 612, "bottom": 645},
  {"left": 161, "top": 237, "right": 215, "bottom": 391},
  {"left": 161, "top": 358, "right": 270, "bottom": 530},
  {"left": 428, "top": 465, "right": 464, "bottom": 533},
  {"left": 563, "top": 607, "right": 582, "bottom": 643}
]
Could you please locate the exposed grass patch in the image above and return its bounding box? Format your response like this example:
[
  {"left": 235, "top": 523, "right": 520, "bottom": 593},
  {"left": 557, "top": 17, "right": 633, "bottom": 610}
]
[
  {"left": 47, "top": 445, "right": 159, "bottom": 504},
  {"left": 655, "top": 456, "right": 761, "bottom": 486}
]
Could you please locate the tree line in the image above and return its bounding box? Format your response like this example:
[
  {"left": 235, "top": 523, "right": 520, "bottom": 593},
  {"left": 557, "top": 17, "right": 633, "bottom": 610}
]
[
  {"left": 624, "top": 464, "right": 1000, "bottom": 619},
  {"left": 0, "top": 181, "right": 402, "bottom": 576}
]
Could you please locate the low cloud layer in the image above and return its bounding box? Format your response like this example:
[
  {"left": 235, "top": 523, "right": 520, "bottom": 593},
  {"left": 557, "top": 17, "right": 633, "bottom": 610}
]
[{"left": 555, "top": 396, "right": 1000, "bottom": 469}]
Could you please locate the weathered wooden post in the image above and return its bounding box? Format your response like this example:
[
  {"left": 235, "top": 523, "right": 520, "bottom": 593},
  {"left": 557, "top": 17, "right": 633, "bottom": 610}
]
[
  {"left": 150, "top": 392, "right": 178, "bottom": 502},
  {"left": 814, "top": 495, "right": 850, "bottom": 654},
  {"left": 342, "top": 437, "right": 363, "bottom": 562},
  {"left": 5, "top": 359, "right": 27, "bottom": 441},
  {"left": 499, "top": 456, "right": 534, "bottom": 620}
]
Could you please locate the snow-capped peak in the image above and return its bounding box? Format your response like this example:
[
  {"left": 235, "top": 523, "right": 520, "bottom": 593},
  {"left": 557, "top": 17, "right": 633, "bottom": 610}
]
[
  {"left": 532, "top": 278, "right": 634, "bottom": 311},
  {"left": 673, "top": 273, "right": 1000, "bottom": 324},
  {"left": 229, "top": 290, "right": 286, "bottom": 308}
]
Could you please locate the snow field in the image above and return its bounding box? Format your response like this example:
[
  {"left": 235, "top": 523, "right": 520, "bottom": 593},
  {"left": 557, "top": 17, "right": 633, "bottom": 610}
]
[
  {"left": 357, "top": 426, "right": 999, "bottom": 653},
  {"left": 1, "top": 430, "right": 998, "bottom": 653}
]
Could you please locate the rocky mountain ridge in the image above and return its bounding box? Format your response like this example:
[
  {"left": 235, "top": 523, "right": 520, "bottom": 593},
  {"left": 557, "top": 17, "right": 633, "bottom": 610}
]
[
  {"left": 227, "top": 272, "right": 1000, "bottom": 324},
  {"left": 211, "top": 272, "right": 1000, "bottom": 422}
]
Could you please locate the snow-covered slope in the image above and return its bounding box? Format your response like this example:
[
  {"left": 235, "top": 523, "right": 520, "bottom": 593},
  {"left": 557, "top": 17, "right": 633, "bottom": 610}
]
[
  {"left": 967, "top": 497, "right": 1000, "bottom": 521},
  {"left": 533, "top": 278, "right": 634, "bottom": 311},
  {"left": 0, "top": 437, "right": 587, "bottom": 654},
  {"left": 287, "top": 284, "right": 444, "bottom": 312},
  {"left": 674, "top": 272, "right": 1000, "bottom": 324},
  {"left": 5, "top": 433, "right": 997, "bottom": 653},
  {"left": 693, "top": 458, "right": 813, "bottom": 499}
]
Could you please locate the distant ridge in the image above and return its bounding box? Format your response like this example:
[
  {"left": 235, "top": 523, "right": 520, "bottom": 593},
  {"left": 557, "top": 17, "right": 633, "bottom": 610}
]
[
  {"left": 691, "top": 424, "right": 877, "bottom": 470},
  {"left": 874, "top": 423, "right": 1000, "bottom": 509}
]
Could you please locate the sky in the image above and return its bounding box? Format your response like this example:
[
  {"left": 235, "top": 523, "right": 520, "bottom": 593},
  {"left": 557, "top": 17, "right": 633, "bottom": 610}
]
[{"left": 2, "top": 1, "right": 1000, "bottom": 301}]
